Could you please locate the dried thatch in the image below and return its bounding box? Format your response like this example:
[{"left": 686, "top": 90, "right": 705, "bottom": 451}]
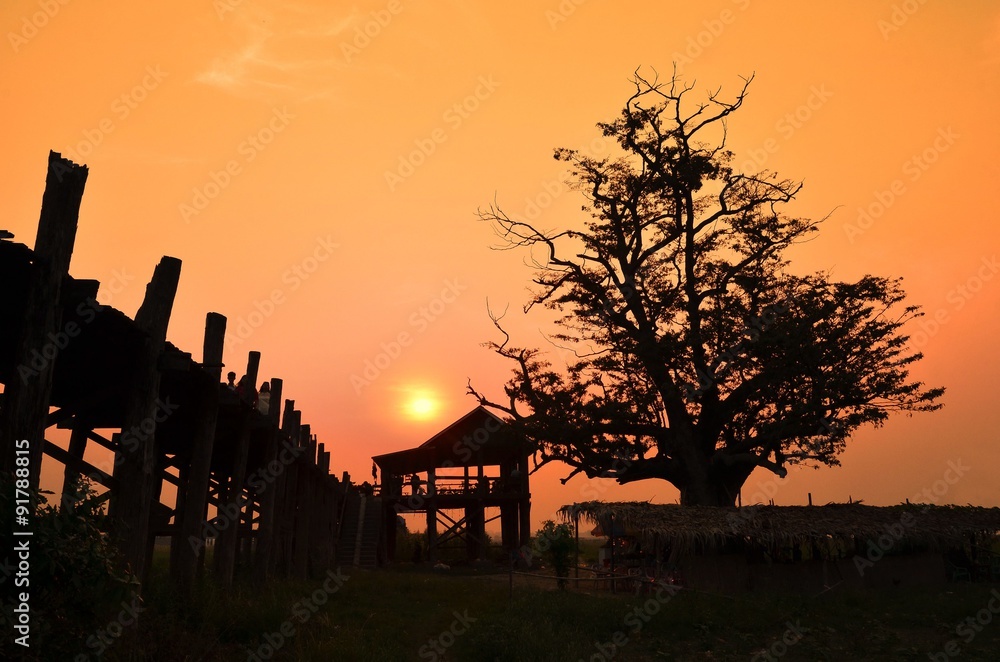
[{"left": 559, "top": 501, "right": 1000, "bottom": 552}]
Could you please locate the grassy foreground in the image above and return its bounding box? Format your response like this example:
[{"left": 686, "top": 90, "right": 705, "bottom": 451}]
[{"left": 63, "top": 562, "right": 1000, "bottom": 662}]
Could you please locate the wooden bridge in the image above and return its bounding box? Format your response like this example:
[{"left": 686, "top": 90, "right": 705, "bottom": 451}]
[{"left": 0, "top": 151, "right": 349, "bottom": 594}]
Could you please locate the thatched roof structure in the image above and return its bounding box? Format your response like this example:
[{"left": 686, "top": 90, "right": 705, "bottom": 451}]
[{"left": 559, "top": 501, "right": 1000, "bottom": 552}]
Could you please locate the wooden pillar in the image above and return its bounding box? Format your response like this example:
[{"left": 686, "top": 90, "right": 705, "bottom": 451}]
[
  {"left": 170, "top": 313, "right": 225, "bottom": 594},
  {"left": 61, "top": 423, "right": 90, "bottom": 506},
  {"left": 425, "top": 467, "right": 438, "bottom": 563},
  {"left": 518, "top": 453, "right": 531, "bottom": 551},
  {"left": 252, "top": 377, "right": 282, "bottom": 582},
  {"left": 465, "top": 504, "right": 484, "bottom": 560},
  {"left": 110, "top": 256, "right": 181, "bottom": 585},
  {"left": 292, "top": 425, "right": 311, "bottom": 578},
  {"left": 426, "top": 504, "right": 438, "bottom": 565},
  {"left": 574, "top": 509, "right": 580, "bottom": 582},
  {"left": 308, "top": 465, "right": 333, "bottom": 577},
  {"left": 243, "top": 497, "right": 256, "bottom": 567},
  {"left": 610, "top": 513, "right": 616, "bottom": 594},
  {"left": 383, "top": 473, "right": 398, "bottom": 563},
  {"left": 0, "top": 151, "right": 87, "bottom": 486},
  {"left": 143, "top": 452, "right": 169, "bottom": 576},
  {"left": 215, "top": 351, "right": 259, "bottom": 586},
  {"left": 270, "top": 399, "right": 295, "bottom": 576},
  {"left": 275, "top": 405, "right": 300, "bottom": 576},
  {"left": 500, "top": 503, "right": 516, "bottom": 552},
  {"left": 306, "top": 428, "right": 316, "bottom": 466}
]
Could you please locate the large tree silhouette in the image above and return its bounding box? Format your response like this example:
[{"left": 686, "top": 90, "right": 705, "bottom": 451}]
[{"left": 470, "top": 72, "right": 943, "bottom": 506}]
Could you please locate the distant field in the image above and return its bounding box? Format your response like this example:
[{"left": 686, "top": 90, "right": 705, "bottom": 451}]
[{"left": 75, "top": 559, "right": 1000, "bottom": 661}]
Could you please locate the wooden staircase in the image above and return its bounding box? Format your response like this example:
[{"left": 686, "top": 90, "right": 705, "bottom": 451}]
[{"left": 335, "top": 491, "right": 382, "bottom": 569}]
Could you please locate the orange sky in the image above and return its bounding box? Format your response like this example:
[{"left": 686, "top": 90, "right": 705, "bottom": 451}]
[{"left": 3, "top": 0, "right": 1000, "bottom": 530}]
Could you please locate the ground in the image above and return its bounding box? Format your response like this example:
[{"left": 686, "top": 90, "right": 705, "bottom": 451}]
[{"left": 43, "top": 552, "right": 1000, "bottom": 661}]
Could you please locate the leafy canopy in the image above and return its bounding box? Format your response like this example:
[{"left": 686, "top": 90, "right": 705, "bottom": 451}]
[{"left": 471, "top": 71, "right": 943, "bottom": 504}]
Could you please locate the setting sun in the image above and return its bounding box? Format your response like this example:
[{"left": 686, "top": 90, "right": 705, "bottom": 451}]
[{"left": 404, "top": 393, "right": 439, "bottom": 421}]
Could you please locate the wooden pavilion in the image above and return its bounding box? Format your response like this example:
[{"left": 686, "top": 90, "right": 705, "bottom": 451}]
[{"left": 373, "top": 406, "right": 531, "bottom": 564}]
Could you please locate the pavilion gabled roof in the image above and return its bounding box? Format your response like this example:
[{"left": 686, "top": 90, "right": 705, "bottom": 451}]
[{"left": 373, "top": 406, "right": 524, "bottom": 474}]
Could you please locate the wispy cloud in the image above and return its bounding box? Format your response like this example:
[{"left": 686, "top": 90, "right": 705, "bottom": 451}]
[{"left": 194, "top": 5, "right": 357, "bottom": 101}]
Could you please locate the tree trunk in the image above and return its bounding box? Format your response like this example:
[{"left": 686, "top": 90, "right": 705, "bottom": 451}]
[{"left": 675, "top": 461, "right": 753, "bottom": 507}]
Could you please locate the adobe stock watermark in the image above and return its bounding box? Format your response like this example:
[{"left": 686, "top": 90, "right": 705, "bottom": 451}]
[
  {"left": 8, "top": 0, "right": 71, "bottom": 53},
  {"left": 417, "top": 610, "right": 477, "bottom": 661},
  {"left": 507, "top": 137, "right": 610, "bottom": 224},
  {"left": 245, "top": 569, "right": 350, "bottom": 661},
  {"left": 12, "top": 268, "right": 132, "bottom": 382},
  {"left": 853, "top": 458, "right": 970, "bottom": 576},
  {"left": 213, "top": 0, "right": 245, "bottom": 20},
  {"left": 725, "top": 464, "right": 810, "bottom": 533},
  {"left": 928, "top": 589, "right": 1000, "bottom": 661},
  {"left": 672, "top": 0, "right": 752, "bottom": 73},
  {"left": 190, "top": 435, "right": 307, "bottom": 555},
  {"left": 224, "top": 235, "right": 339, "bottom": 349},
  {"left": 16, "top": 297, "right": 101, "bottom": 383},
  {"left": 843, "top": 126, "right": 959, "bottom": 243},
  {"left": 738, "top": 84, "right": 833, "bottom": 173},
  {"left": 581, "top": 581, "right": 681, "bottom": 661},
  {"left": 340, "top": 0, "right": 404, "bottom": 63},
  {"left": 179, "top": 107, "right": 295, "bottom": 222},
  {"left": 384, "top": 76, "right": 500, "bottom": 192},
  {"left": 751, "top": 621, "right": 807, "bottom": 662},
  {"left": 95, "top": 268, "right": 136, "bottom": 307},
  {"left": 70, "top": 398, "right": 181, "bottom": 495},
  {"left": 350, "top": 278, "right": 467, "bottom": 393},
  {"left": 906, "top": 256, "right": 999, "bottom": 352},
  {"left": 878, "top": 0, "right": 930, "bottom": 40},
  {"left": 72, "top": 594, "right": 145, "bottom": 661},
  {"left": 63, "top": 65, "right": 168, "bottom": 164},
  {"left": 545, "top": 0, "right": 588, "bottom": 30}
]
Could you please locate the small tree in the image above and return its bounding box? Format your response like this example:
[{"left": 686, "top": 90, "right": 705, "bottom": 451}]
[
  {"left": 472, "top": 70, "right": 943, "bottom": 506},
  {"left": 0, "top": 476, "right": 138, "bottom": 660},
  {"left": 535, "top": 520, "right": 575, "bottom": 589}
]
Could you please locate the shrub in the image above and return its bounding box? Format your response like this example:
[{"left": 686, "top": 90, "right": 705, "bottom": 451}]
[
  {"left": 0, "top": 475, "right": 138, "bottom": 661},
  {"left": 535, "top": 520, "right": 575, "bottom": 589}
]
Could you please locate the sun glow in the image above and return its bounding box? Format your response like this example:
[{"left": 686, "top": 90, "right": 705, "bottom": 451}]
[{"left": 404, "top": 393, "right": 439, "bottom": 421}]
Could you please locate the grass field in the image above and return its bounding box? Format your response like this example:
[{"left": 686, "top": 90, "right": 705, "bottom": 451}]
[{"left": 79, "top": 557, "right": 1000, "bottom": 661}]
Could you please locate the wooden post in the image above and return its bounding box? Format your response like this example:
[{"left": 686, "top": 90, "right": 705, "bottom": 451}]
[
  {"left": 215, "top": 351, "right": 259, "bottom": 586},
  {"left": 610, "top": 513, "right": 616, "bottom": 594},
  {"left": 110, "top": 256, "right": 181, "bottom": 585},
  {"left": 301, "top": 424, "right": 312, "bottom": 458},
  {"left": 426, "top": 467, "right": 438, "bottom": 565},
  {"left": 275, "top": 405, "right": 300, "bottom": 576},
  {"left": 253, "top": 377, "right": 282, "bottom": 582},
  {"left": 426, "top": 505, "right": 438, "bottom": 565},
  {"left": 0, "top": 152, "right": 87, "bottom": 486},
  {"left": 170, "top": 312, "right": 225, "bottom": 595},
  {"left": 241, "top": 496, "right": 255, "bottom": 568},
  {"left": 292, "top": 425, "right": 312, "bottom": 578},
  {"left": 384, "top": 484, "right": 397, "bottom": 563},
  {"left": 61, "top": 423, "right": 90, "bottom": 506},
  {"left": 269, "top": 398, "right": 294, "bottom": 575},
  {"left": 574, "top": 508, "right": 580, "bottom": 582}
]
